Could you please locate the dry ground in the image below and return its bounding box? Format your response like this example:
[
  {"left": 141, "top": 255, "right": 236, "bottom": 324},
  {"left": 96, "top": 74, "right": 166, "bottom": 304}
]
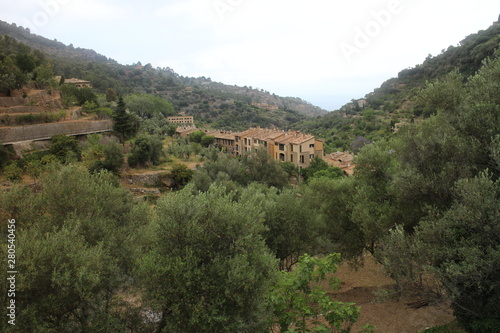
[{"left": 332, "top": 255, "right": 455, "bottom": 333}]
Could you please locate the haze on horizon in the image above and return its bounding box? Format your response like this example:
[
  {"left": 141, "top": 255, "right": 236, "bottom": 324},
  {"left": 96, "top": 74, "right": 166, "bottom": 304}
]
[{"left": 2, "top": 0, "right": 498, "bottom": 111}]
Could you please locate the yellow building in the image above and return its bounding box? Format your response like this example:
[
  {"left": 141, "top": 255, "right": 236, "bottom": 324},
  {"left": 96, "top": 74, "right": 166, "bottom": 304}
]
[
  {"left": 234, "top": 128, "right": 323, "bottom": 167},
  {"left": 167, "top": 116, "right": 194, "bottom": 125},
  {"left": 175, "top": 126, "right": 324, "bottom": 167}
]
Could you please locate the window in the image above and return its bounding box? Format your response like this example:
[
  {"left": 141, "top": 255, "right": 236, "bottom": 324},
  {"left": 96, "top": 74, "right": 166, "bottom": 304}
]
[
  {"left": 279, "top": 144, "right": 285, "bottom": 151},
  {"left": 300, "top": 155, "right": 305, "bottom": 164},
  {"left": 290, "top": 155, "right": 294, "bottom": 163},
  {"left": 309, "top": 144, "right": 315, "bottom": 148},
  {"left": 280, "top": 153, "right": 285, "bottom": 161}
]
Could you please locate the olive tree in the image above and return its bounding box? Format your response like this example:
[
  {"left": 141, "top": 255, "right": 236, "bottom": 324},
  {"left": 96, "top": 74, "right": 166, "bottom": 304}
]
[{"left": 138, "top": 184, "right": 278, "bottom": 333}]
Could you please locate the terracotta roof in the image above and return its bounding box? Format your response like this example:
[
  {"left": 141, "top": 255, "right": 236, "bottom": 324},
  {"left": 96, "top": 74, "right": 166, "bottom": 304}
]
[
  {"left": 274, "top": 131, "right": 314, "bottom": 145},
  {"left": 251, "top": 129, "right": 284, "bottom": 141},
  {"left": 324, "top": 152, "right": 355, "bottom": 175},
  {"left": 234, "top": 128, "right": 262, "bottom": 137},
  {"left": 206, "top": 130, "right": 235, "bottom": 140}
]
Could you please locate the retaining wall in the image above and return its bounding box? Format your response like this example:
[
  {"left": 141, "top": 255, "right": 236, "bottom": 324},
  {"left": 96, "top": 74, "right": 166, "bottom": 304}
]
[{"left": 0, "top": 120, "right": 113, "bottom": 144}]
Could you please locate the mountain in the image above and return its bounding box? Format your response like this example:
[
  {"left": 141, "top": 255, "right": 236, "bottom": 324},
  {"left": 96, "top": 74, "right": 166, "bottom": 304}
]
[
  {"left": 0, "top": 20, "right": 327, "bottom": 132},
  {"left": 2, "top": 19, "right": 498, "bottom": 148},
  {"left": 292, "top": 24, "right": 500, "bottom": 152}
]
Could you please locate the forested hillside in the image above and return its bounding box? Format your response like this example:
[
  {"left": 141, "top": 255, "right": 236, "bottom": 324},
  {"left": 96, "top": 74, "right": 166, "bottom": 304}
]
[
  {"left": 0, "top": 20, "right": 326, "bottom": 132},
  {"left": 293, "top": 25, "right": 500, "bottom": 152}
]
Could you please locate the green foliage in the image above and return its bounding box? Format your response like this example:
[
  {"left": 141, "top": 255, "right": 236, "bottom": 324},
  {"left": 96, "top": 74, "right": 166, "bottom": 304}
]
[
  {"left": 301, "top": 156, "right": 329, "bottom": 181},
  {"left": 241, "top": 185, "right": 325, "bottom": 270},
  {"left": 414, "top": 70, "right": 465, "bottom": 117},
  {"left": 377, "top": 225, "right": 431, "bottom": 292},
  {"left": 25, "top": 159, "right": 43, "bottom": 180},
  {"left": 311, "top": 166, "right": 344, "bottom": 180},
  {"left": 112, "top": 97, "right": 140, "bottom": 142},
  {"left": 280, "top": 161, "right": 299, "bottom": 178},
  {"left": 241, "top": 148, "right": 289, "bottom": 189},
  {"left": 81, "top": 133, "right": 104, "bottom": 167},
  {"left": 168, "top": 163, "right": 194, "bottom": 189},
  {"left": 0, "top": 143, "right": 14, "bottom": 169},
  {"left": 33, "top": 63, "right": 56, "bottom": 90},
  {"left": 106, "top": 87, "right": 117, "bottom": 102},
  {"left": 200, "top": 134, "right": 215, "bottom": 147},
  {"left": 128, "top": 134, "right": 164, "bottom": 167},
  {"left": 12, "top": 111, "right": 66, "bottom": 125},
  {"left": 0, "top": 165, "right": 149, "bottom": 332},
  {"left": 101, "top": 141, "right": 124, "bottom": 173},
  {"left": 141, "top": 114, "right": 176, "bottom": 137},
  {"left": 370, "top": 55, "right": 500, "bottom": 332},
  {"left": 138, "top": 184, "right": 277, "bottom": 332},
  {"left": 193, "top": 148, "right": 289, "bottom": 191},
  {"left": 302, "top": 176, "right": 365, "bottom": 262},
  {"left": 124, "top": 94, "right": 175, "bottom": 118},
  {"left": 49, "top": 134, "right": 82, "bottom": 163},
  {"left": 270, "top": 253, "right": 361, "bottom": 333},
  {"left": 0, "top": 55, "right": 28, "bottom": 95},
  {"left": 3, "top": 162, "right": 23, "bottom": 182},
  {"left": 188, "top": 130, "right": 205, "bottom": 143},
  {"left": 15, "top": 53, "right": 36, "bottom": 72},
  {"left": 60, "top": 85, "right": 97, "bottom": 106},
  {"left": 414, "top": 175, "right": 500, "bottom": 333},
  {"left": 89, "top": 140, "right": 124, "bottom": 174}
]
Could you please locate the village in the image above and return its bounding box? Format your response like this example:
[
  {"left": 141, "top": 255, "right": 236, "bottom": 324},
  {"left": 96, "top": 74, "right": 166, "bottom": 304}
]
[
  {"left": 0, "top": 79, "right": 355, "bottom": 177},
  {"left": 170, "top": 116, "right": 355, "bottom": 174}
]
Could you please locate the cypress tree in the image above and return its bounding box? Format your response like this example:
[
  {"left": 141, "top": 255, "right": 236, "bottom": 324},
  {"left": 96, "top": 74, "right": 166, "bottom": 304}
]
[{"left": 112, "top": 97, "right": 138, "bottom": 142}]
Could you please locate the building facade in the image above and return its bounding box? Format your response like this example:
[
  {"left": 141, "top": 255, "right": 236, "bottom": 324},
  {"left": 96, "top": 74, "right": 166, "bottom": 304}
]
[
  {"left": 174, "top": 126, "right": 324, "bottom": 168},
  {"left": 233, "top": 128, "right": 324, "bottom": 167},
  {"left": 167, "top": 116, "right": 194, "bottom": 125}
]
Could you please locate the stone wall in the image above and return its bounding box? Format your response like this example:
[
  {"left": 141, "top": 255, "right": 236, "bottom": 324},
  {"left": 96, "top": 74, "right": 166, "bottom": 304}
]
[
  {"left": 0, "top": 90, "right": 62, "bottom": 110},
  {"left": 0, "top": 119, "right": 112, "bottom": 144},
  {"left": 125, "top": 172, "right": 164, "bottom": 186}
]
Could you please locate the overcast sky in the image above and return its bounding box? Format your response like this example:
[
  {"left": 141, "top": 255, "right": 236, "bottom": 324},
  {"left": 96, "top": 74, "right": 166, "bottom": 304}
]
[{"left": 2, "top": 0, "right": 499, "bottom": 110}]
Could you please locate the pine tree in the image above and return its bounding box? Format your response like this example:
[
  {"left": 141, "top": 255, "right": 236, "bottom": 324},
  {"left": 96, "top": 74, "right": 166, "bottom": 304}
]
[{"left": 112, "top": 97, "right": 138, "bottom": 143}]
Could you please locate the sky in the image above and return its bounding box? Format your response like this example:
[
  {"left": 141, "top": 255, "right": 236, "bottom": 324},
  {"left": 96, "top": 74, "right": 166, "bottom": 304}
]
[{"left": 1, "top": 0, "right": 499, "bottom": 111}]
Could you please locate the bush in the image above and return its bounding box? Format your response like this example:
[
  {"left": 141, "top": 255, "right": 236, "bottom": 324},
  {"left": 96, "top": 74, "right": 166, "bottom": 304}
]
[
  {"left": 3, "top": 162, "right": 23, "bottom": 182},
  {"left": 90, "top": 142, "right": 124, "bottom": 174},
  {"left": 168, "top": 163, "right": 194, "bottom": 190},
  {"left": 15, "top": 111, "right": 66, "bottom": 125},
  {"left": 128, "top": 134, "right": 164, "bottom": 167},
  {"left": 49, "top": 134, "right": 82, "bottom": 163}
]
